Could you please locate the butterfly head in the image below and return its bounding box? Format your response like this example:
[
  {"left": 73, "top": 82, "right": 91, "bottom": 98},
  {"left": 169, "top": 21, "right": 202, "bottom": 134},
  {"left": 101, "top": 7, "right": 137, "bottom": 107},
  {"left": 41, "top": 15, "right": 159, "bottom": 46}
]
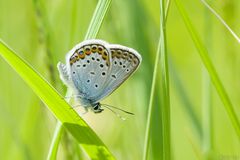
[{"left": 92, "top": 102, "right": 104, "bottom": 113}]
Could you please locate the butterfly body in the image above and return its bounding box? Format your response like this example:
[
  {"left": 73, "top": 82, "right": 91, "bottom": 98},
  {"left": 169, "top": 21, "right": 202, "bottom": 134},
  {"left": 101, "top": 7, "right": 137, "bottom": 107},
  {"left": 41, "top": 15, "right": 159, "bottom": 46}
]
[{"left": 58, "top": 39, "right": 141, "bottom": 113}]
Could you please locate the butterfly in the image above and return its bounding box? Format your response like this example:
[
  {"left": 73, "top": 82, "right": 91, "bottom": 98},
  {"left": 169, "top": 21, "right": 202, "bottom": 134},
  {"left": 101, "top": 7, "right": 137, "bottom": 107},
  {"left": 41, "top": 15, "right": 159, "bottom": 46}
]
[{"left": 57, "top": 39, "right": 142, "bottom": 114}]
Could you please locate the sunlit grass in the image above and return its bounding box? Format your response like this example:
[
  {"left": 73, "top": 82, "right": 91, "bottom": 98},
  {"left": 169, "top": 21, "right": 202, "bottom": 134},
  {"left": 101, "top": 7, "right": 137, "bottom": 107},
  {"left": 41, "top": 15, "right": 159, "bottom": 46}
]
[
  {"left": 47, "top": 0, "right": 113, "bottom": 159},
  {"left": 0, "top": 38, "right": 114, "bottom": 159},
  {"left": 175, "top": 0, "right": 240, "bottom": 139},
  {"left": 0, "top": 0, "right": 240, "bottom": 159},
  {"left": 143, "top": 0, "right": 171, "bottom": 159}
]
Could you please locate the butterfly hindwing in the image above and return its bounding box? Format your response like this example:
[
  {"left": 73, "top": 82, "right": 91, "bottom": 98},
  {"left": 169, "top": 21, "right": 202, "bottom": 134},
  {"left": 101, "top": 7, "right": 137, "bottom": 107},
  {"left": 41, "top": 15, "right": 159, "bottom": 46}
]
[
  {"left": 66, "top": 40, "right": 112, "bottom": 102},
  {"left": 91, "top": 44, "right": 142, "bottom": 102}
]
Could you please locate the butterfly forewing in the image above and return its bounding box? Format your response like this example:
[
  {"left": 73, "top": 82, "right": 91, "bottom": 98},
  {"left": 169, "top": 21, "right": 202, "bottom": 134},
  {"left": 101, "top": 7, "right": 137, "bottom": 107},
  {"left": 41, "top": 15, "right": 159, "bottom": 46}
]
[
  {"left": 67, "top": 40, "right": 112, "bottom": 100},
  {"left": 90, "top": 44, "right": 142, "bottom": 102}
]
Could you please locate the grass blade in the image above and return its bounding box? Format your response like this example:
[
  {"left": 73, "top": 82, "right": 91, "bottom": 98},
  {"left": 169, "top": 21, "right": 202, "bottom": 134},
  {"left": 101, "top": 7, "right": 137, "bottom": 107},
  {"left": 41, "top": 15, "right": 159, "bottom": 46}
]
[
  {"left": 47, "top": 0, "right": 113, "bottom": 159},
  {"left": 174, "top": 0, "right": 240, "bottom": 139},
  {"left": 47, "top": 121, "right": 64, "bottom": 160},
  {"left": 143, "top": 39, "right": 161, "bottom": 160},
  {"left": 202, "top": 6, "right": 214, "bottom": 158},
  {"left": 159, "top": 0, "right": 171, "bottom": 159},
  {"left": 200, "top": 0, "right": 240, "bottom": 43},
  {"left": 0, "top": 39, "right": 115, "bottom": 159},
  {"left": 143, "top": 0, "right": 171, "bottom": 159},
  {"left": 85, "top": 0, "right": 112, "bottom": 40}
]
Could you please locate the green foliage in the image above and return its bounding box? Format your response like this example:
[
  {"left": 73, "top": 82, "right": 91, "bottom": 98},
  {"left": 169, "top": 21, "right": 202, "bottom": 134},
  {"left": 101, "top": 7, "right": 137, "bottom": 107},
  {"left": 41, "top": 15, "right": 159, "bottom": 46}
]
[
  {"left": 0, "top": 39, "right": 114, "bottom": 159},
  {"left": 0, "top": 0, "right": 240, "bottom": 159},
  {"left": 175, "top": 0, "right": 240, "bottom": 139}
]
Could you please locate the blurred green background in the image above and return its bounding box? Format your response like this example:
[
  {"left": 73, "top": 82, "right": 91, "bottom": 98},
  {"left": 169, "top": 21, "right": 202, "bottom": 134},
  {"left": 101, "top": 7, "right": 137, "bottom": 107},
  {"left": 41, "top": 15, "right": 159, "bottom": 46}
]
[{"left": 0, "top": 0, "right": 240, "bottom": 159}]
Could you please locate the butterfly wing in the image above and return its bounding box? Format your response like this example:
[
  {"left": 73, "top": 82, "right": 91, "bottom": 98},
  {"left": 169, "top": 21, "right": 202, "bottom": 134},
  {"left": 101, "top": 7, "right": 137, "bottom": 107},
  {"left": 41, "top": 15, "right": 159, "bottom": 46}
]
[
  {"left": 64, "top": 39, "right": 112, "bottom": 104},
  {"left": 90, "top": 44, "right": 142, "bottom": 103}
]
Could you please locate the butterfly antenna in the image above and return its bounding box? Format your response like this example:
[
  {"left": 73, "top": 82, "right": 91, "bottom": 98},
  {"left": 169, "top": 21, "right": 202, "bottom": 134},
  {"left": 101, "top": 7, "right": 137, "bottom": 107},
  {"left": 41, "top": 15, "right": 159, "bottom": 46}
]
[
  {"left": 102, "top": 105, "right": 126, "bottom": 121},
  {"left": 102, "top": 104, "right": 134, "bottom": 115}
]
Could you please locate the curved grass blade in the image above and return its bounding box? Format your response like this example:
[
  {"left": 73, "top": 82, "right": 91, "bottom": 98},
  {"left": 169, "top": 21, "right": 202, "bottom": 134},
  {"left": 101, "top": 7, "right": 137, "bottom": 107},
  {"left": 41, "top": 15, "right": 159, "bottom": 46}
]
[
  {"left": 47, "top": 0, "right": 113, "bottom": 159},
  {"left": 0, "top": 40, "right": 115, "bottom": 160},
  {"left": 174, "top": 0, "right": 240, "bottom": 139}
]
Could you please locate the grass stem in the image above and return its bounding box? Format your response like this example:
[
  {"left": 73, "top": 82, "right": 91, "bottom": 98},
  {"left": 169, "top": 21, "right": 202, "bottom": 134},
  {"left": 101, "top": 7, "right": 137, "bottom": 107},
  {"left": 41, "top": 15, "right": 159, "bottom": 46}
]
[
  {"left": 159, "top": 0, "right": 171, "bottom": 159},
  {"left": 85, "top": 0, "right": 112, "bottom": 40},
  {"left": 202, "top": 5, "right": 213, "bottom": 157},
  {"left": 47, "top": 121, "right": 64, "bottom": 160},
  {"left": 143, "top": 0, "right": 171, "bottom": 159},
  {"left": 143, "top": 38, "right": 161, "bottom": 160}
]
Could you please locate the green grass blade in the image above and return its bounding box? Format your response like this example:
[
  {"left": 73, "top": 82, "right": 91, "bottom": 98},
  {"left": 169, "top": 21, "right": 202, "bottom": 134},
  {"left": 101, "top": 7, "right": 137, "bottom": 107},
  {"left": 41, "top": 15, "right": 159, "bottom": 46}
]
[
  {"left": 200, "top": 0, "right": 240, "bottom": 43},
  {"left": 85, "top": 0, "right": 112, "bottom": 40},
  {"left": 143, "top": 39, "right": 161, "bottom": 160},
  {"left": 47, "top": 0, "right": 113, "bottom": 159},
  {"left": 202, "top": 6, "right": 214, "bottom": 158},
  {"left": 47, "top": 121, "right": 64, "bottom": 160},
  {"left": 159, "top": 0, "right": 171, "bottom": 159},
  {"left": 174, "top": 0, "right": 240, "bottom": 139},
  {"left": 143, "top": 0, "right": 171, "bottom": 159},
  {"left": 0, "top": 39, "right": 115, "bottom": 159}
]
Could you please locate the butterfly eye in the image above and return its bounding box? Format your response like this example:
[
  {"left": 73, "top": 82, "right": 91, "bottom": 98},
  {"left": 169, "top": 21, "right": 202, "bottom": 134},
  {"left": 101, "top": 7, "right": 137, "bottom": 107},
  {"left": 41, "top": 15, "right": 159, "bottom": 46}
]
[{"left": 93, "top": 105, "right": 99, "bottom": 110}]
